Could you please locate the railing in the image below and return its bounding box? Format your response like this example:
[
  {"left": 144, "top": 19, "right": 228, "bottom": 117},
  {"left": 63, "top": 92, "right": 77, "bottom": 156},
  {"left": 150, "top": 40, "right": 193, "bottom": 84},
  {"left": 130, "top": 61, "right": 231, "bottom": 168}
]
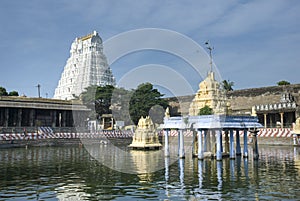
[{"left": 0, "top": 127, "right": 89, "bottom": 134}]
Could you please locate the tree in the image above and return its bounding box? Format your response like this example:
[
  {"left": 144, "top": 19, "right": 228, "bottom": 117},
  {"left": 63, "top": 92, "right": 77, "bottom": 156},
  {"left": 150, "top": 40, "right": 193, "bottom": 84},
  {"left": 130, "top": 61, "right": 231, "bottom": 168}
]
[
  {"left": 222, "top": 80, "right": 234, "bottom": 91},
  {"left": 0, "top": 87, "right": 8, "bottom": 96},
  {"left": 111, "top": 87, "right": 133, "bottom": 125},
  {"left": 277, "top": 80, "right": 290, "bottom": 86},
  {"left": 129, "top": 83, "right": 169, "bottom": 125},
  {"left": 81, "top": 85, "right": 115, "bottom": 119},
  {"left": 8, "top": 91, "right": 19, "bottom": 96},
  {"left": 198, "top": 105, "right": 213, "bottom": 115}
]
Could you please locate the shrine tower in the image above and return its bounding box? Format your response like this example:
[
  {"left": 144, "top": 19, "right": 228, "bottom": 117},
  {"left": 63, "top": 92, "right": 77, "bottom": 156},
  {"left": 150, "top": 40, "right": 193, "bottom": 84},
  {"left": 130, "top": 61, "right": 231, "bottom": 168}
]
[
  {"left": 189, "top": 71, "right": 229, "bottom": 116},
  {"left": 54, "top": 31, "right": 115, "bottom": 100}
]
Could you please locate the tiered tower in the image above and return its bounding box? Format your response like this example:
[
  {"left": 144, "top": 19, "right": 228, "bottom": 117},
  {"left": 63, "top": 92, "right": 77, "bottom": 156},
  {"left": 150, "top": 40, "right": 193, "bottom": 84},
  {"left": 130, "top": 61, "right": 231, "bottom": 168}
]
[
  {"left": 189, "top": 72, "right": 229, "bottom": 116},
  {"left": 54, "top": 31, "right": 115, "bottom": 100}
]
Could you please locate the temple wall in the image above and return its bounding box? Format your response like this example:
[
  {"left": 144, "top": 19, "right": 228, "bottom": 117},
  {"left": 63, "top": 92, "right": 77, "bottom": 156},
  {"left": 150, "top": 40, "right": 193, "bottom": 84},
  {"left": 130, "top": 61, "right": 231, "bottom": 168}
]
[{"left": 165, "top": 84, "right": 300, "bottom": 116}]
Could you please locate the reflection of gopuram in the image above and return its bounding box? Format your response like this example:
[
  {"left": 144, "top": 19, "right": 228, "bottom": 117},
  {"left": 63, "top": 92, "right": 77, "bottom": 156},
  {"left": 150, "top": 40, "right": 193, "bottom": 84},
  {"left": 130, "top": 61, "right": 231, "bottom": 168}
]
[{"left": 129, "top": 116, "right": 162, "bottom": 149}]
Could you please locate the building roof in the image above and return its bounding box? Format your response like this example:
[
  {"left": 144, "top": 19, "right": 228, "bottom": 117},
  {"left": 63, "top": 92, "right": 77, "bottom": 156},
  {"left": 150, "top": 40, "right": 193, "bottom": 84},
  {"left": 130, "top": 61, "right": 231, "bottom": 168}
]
[{"left": 0, "top": 96, "right": 90, "bottom": 111}]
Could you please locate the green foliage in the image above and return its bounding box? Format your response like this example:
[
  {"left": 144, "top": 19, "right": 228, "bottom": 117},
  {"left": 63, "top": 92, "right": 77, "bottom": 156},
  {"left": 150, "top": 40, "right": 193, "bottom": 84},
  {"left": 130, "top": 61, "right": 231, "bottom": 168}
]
[
  {"left": 129, "top": 83, "right": 168, "bottom": 125},
  {"left": 111, "top": 87, "right": 133, "bottom": 125},
  {"left": 198, "top": 105, "right": 213, "bottom": 115},
  {"left": 81, "top": 83, "right": 169, "bottom": 125},
  {"left": 8, "top": 91, "right": 19, "bottom": 96},
  {"left": 0, "top": 86, "right": 19, "bottom": 96},
  {"left": 81, "top": 85, "right": 115, "bottom": 119},
  {"left": 0, "top": 87, "right": 8, "bottom": 96},
  {"left": 277, "top": 80, "right": 290, "bottom": 86},
  {"left": 222, "top": 80, "right": 234, "bottom": 91}
]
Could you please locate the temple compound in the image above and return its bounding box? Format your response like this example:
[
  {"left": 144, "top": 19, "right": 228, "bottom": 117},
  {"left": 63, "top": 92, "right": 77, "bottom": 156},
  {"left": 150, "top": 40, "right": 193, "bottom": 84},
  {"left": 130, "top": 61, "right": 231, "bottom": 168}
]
[
  {"left": 162, "top": 71, "right": 262, "bottom": 160},
  {"left": 254, "top": 91, "right": 297, "bottom": 128},
  {"left": 54, "top": 31, "right": 115, "bottom": 100},
  {"left": 189, "top": 72, "right": 229, "bottom": 116},
  {"left": 167, "top": 84, "right": 300, "bottom": 131}
]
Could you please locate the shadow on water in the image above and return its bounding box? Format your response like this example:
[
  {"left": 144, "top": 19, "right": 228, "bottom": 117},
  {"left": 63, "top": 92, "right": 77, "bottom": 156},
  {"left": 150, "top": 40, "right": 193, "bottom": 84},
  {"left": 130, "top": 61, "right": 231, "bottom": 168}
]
[{"left": 0, "top": 144, "right": 299, "bottom": 200}]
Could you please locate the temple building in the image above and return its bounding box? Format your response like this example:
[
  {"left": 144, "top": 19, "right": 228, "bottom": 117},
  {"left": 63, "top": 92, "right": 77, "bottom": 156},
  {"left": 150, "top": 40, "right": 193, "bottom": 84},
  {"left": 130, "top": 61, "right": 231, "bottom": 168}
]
[
  {"left": 54, "top": 31, "right": 115, "bottom": 100},
  {"left": 0, "top": 96, "right": 90, "bottom": 129},
  {"left": 189, "top": 72, "right": 229, "bottom": 116},
  {"left": 255, "top": 91, "right": 297, "bottom": 128}
]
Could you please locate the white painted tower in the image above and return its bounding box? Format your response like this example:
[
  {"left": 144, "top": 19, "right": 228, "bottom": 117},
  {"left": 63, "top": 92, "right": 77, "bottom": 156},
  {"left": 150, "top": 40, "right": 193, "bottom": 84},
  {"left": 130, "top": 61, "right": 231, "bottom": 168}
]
[{"left": 54, "top": 31, "right": 115, "bottom": 100}]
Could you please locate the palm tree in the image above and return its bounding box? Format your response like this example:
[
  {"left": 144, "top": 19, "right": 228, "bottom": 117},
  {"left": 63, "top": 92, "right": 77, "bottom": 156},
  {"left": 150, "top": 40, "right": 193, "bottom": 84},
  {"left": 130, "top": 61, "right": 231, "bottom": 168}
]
[{"left": 222, "top": 80, "right": 234, "bottom": 91}]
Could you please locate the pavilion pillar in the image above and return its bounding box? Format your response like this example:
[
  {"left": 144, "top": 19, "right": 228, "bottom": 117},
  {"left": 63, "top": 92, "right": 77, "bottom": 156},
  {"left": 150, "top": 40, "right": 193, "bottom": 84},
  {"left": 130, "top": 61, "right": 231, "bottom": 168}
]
[
  {"left": 178, "top": 129, "right": 185, "bottom": 158},
  {"left": 164, "top": 129, "right": 170, "bottom": 157},
  {"left": 216, "top": 129, "right": 222, "bottom": 160},
  {"left": 224, "top": 130, "right": 230, "bottom": 154},
  {"left": 197, "top": 129, "right": 204, "bottom": 160},
  {"left": 62, "top": 111, "right": 66, "bottom": 127},
  {"left": 58, "top": 112, "right": 62, "bottom": 127},
  {"left": 264, "top": 113, "right": 267, "bottom": 128},
  {"left": 206, "top": 130, "right": 211, "bottom": 152},
  {"left": 251, "top": 129, "right": 259, "bottom": 160},
  {"left": 243, "top": 129, "right": 248, "bottom": 158},
  {"left": 192, "top": 130, "right": 198, "bottom": 157},
  {"left": 220, "top": 130, "right": 223, "bottom": 153},
  {"left": 29, "top": 109, "right": 35, "bottom": 127},
  {"left": 17, "top": 109, "right": 22, "bottom": 127},
  {"left": 229, "top": 129, "right": 235, "bottom": 159},
  {"left": 280, "top": 112, "right": 284, "bottom": 128},
  {"left": 111, "top": 117, "right": 114, "bottom": 129},
  {"left": 211, "top": 130, "right": 216, "bottom": 155},
  {"left": 4, "top": 108, "right": 9, "bottom": 127},
  {"left": 203, "top": 130, "right": 208, "bottom": 152},
  {"left": 52, "top": 111, "right": 57, "bottom": 127},
  {"left": 102, "top": 117, "right": 105, "bottom": 129},
  {"left": 236, "top": 129, "right": 241, "bottom": 155}
]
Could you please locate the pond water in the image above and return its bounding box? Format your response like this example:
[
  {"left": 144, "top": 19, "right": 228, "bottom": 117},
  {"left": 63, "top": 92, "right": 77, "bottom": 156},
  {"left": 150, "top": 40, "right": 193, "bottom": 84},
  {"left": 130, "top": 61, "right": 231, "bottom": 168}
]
[{"left": 0, "top": 143, "right": 299, "bottom": 200}]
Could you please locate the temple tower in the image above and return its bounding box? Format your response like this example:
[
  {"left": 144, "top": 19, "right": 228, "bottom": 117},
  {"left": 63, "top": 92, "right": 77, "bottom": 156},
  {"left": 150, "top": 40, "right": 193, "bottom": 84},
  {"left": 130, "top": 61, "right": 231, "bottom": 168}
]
[
  {"left": 189, "top": 72, "right": 229, "bottom": 116},
  {"left": 54, "top": 31, "right": 115, "bottom": 100}
]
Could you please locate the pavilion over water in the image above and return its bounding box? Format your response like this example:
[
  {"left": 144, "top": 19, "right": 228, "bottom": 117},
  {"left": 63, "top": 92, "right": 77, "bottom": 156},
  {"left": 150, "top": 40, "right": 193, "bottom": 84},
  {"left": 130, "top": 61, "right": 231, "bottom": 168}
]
[{"left": 162, "top": 115, "right": 263, "bottom": 160}]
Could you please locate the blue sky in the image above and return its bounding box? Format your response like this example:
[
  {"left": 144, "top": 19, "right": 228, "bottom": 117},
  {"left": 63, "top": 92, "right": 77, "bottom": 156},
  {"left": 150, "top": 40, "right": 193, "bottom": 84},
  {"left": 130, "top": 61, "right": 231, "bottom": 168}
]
[{"left": 0, "top": 0, "right": 299, "bottom": 98}]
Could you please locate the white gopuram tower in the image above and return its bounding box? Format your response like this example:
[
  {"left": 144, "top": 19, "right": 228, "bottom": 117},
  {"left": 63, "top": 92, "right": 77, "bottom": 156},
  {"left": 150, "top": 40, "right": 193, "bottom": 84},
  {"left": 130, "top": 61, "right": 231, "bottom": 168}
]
[{"left": 54, "top": 31, "right": 115, "bottom": 100}]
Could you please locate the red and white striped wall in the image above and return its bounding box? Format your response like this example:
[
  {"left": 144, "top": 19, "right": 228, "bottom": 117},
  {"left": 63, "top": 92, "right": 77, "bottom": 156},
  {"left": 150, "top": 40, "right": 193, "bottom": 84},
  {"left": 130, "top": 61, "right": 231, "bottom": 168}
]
[{"left": 0, "top": 128, "right": 293, "bottom": 141}]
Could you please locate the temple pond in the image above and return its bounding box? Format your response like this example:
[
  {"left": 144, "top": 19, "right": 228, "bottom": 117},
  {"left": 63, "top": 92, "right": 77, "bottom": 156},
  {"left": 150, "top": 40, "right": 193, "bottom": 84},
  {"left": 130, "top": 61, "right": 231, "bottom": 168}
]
[{"left": 0, "top": 143, "right": 299, "bottom": 200}]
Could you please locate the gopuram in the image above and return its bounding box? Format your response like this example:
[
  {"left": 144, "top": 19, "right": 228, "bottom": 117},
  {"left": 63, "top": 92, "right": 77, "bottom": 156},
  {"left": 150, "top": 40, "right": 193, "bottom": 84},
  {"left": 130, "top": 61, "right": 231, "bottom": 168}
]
[
  {"left": 54, "top": 31, "right": 115, "bottom": 100},
  {"left": 129, "top": 116, "right": 162, "bottom": 150},
  {"left": 189, "top": 71, "right": 229, "bottom": 116}
]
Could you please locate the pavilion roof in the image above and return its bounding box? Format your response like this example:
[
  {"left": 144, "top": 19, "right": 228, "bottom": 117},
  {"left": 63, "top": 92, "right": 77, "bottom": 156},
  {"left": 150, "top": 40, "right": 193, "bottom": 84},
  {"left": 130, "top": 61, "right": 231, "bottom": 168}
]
[{"left": 162, "top": 115, "right": 263, "bottom": 129}]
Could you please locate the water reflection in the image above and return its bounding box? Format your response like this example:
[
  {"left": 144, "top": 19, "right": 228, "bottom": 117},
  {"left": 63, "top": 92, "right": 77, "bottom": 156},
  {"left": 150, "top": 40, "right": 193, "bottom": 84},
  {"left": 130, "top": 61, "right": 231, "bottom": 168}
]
[{"left": 0, "top": 145, "right": 299, "bottom": 200}]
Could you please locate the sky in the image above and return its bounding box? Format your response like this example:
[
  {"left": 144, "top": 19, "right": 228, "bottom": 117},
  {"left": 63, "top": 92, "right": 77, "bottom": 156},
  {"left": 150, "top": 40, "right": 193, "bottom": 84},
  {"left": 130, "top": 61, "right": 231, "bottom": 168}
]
[{"left": 0, "top": 0, "right": 299, "bottom": 98}]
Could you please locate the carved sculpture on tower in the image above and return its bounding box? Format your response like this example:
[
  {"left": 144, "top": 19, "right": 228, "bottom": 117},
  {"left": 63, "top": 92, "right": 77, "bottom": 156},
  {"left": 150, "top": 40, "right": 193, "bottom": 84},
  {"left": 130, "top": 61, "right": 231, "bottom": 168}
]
[
  {"left": 54, "top": 31, "right": 115, "bottom": 100},
  {"left": 129, "top": 116, "right": 162, "bottom": 149},
  {"left": 189, "top": 72, "right": 229, "bottom": 116}
]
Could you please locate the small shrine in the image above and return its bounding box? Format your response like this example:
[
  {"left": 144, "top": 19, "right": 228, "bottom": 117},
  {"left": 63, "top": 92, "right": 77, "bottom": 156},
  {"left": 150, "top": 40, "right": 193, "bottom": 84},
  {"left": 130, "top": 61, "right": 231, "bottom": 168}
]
[
  {"left": 293, "top": 117, "right": 300, "bottom": 146},
  {"left": 189, "top": 72, "right": 229, "bottom": 116},
  {"left": 129, "top": 116, "right": 162, "bottom": 149}
]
